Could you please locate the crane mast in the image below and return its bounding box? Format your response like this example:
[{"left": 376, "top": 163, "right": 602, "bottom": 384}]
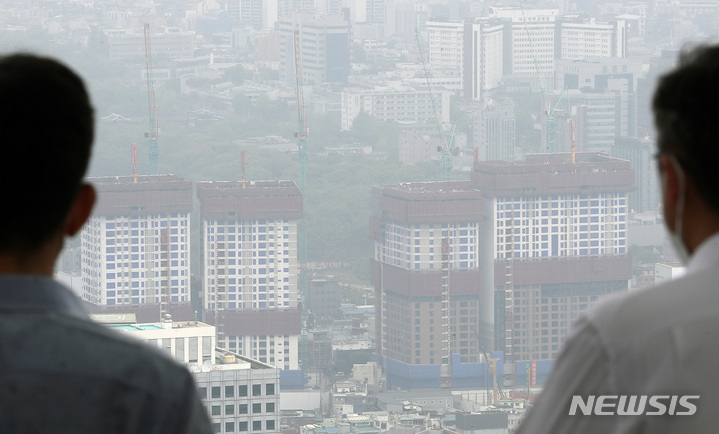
[
  {"left": 294, "top": 29, "right": 308, "bottom": 299},
  {"left": 144, "top": 23, "right": 159, "bottom": 175},
  {"left": 415, "top": 28, "right": 456, "bottom": 181},
  {"left": 294, "top": 30, "right": 307, "bottom": 196}
]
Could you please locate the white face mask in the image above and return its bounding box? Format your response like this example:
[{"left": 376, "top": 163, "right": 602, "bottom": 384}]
[{"left": 666, "top": 155, "right": 690, "bottom": 264}]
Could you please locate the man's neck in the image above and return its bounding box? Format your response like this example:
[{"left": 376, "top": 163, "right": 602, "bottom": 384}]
[{"left": 0, "top": 238, "right": 61, "bottom": 276}]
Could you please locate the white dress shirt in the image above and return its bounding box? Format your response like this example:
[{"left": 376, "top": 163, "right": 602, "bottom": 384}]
[{"left": 516, "top": 232, "right": 719, "bottom": 433}]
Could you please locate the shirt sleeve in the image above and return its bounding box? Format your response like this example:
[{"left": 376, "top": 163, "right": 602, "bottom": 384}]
[{"left": 515, "top": 317, "right": 617, "bottom": 434}]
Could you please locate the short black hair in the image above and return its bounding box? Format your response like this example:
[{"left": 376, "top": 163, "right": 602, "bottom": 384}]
[
  {"left": 0, "top": 54, "right": 94, "bottom": 253},
  {"left": 653, "top": 44, "right": 719, "bottom": 212}
]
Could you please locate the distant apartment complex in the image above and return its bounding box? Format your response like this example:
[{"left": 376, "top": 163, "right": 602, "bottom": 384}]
[
  {"left": 472, "top": 153, "right": 633, "bottom": 362},
  {"left": 341, "top": 86, "right": 450, "bottom": 130},
  {"left": 196, "top": 180, "right": 303, "bottom": 370},
  {"left": 100, "top": 29, "right": 195, "bottom": 62},
  {"left": 370, "top": 181, "right": 491, "bottom": 388},
  {"left": 371, "top": 153, "right": 633, "bottom": 387},
  {"left": 80, "top": 175, "right": 193, "bottom": 321}
]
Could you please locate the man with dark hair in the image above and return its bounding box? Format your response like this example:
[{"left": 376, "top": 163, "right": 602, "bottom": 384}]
[
  {"left": 516, "top": 44, "right": 719, "bottom": 433},
  {"left": 0, "top": 54, "right": 212, "bottom": 433}
]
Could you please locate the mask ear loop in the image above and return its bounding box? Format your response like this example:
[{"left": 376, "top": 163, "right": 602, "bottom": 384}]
[{"left": 667, "top": 154, "right": 689, "bottom": 262}]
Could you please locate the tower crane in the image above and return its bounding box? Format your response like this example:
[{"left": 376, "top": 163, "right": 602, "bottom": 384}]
[
  {"left": 518, "top": 2, "right": 566, "bottom": 153},
  {"left": 293, "top": 29, "right": 308, "bottom": 295},
  {"left": 415, "top": 28, "right": 457, "bottom": 181},
  {"left": 144, "top": 23, "right": 159, "bottom": 175},
  {"left": 294, "top": 29, "right": 307, "bottom": 196}
]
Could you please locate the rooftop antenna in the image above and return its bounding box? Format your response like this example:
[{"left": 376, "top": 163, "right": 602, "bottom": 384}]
[
  {"left": 132, "top": 142, "right": 138, "bottom": 183},
  {"left": 242, "top": 150, "right": 247, "bottom": 188}
]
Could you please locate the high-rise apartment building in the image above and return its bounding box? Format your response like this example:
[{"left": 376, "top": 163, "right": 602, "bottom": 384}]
[
  {"left": 278, "top": 13, "right": 351, "bottom": 86},
  {"left": 471, "top": 153, "right": 633, "bottom": 362},
  {"left": 196, "top": 180, "right": 303, "bottom": 370},
  {"left": 370, "top": 182, "right": 490, "bottom": 389},
  {"left": 80, "top": 175, "right": 193, "bottom": 321},
  {"left": 371, "top": 153, "right": 634, "bottom": 388}
]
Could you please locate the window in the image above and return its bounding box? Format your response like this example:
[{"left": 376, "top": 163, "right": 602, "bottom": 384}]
[
  {"left": 239, "top": 422, "right": 248, "bottom": 432},
  {"left": 225, "top": 385, "right": 234, "bottom": 398},
  {"left": 265, "top": 383, "right": 275, "bottom": 395},
  {"left": 239, "top": 404, "right": 248, "bottom": 414},
  {"left": 252, "top": 384, "right": 261, "bottom": 396},
  {"left": 253, "top": 403, "right": 262, "bottom": 414},
  {"left": 211, "top": 405, "right": 221, "bottom": 416},
  {"left": 226, "top": 422, "right": 235, "bottom": 433},
  {"left": 239, "top": 385, "right": 248, "bottom": 396},
  {"left": 266, "top": 420, "right": 275, "bottom": 430},
  {"left": 212, "top": 386, "right": 221, "bottom": 399},
  {"left": 266, "top": 402, "right": 275, "bottom": 413},
  {"left": 226, "top": 404, "right": 234, "bottom": 415},
  {"left": 198, "top": 386, "right": 207, "bottom": 400},
  {"left": 253, "top": 421, "right": 262, "bottom": 431}
]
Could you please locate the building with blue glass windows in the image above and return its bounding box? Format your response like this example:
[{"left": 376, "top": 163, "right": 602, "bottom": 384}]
[
  {"left": 196, "top": 180, "right": 303, "bottom": 370},
  {"left": 472, "top": 153, "right": 633, "bottom": 367},
  {"left": 371, "top": 153, "right": 634, "bottom": 389},
  {"left": 80, "top": 175, "right": 194, "bottom": 321}
]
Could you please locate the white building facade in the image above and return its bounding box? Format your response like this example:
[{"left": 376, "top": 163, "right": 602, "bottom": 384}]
[
  {"left": 80, "top": 176, "right": 193, "bottom": 313},
  {"left": 559, "top": 18, "right": 627, "bottom": 60},
  {"left": 197, "top": 181, "right": 303, "bottom": 370},
  {"left": 464, "top": 19, "right": 505, "bottom": 101},
  {"left": 341, "top": 86, "right": 450, "bottom": 130},
  {"left": 104, "top": 318, "right": 280, "bottom": 434}
]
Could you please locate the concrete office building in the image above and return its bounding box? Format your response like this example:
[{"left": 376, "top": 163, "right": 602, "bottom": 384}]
[
  {"left": 196, "top": 180, "right": 303, "bottom": 370},
  {"left": 463, "top": 19, "right": 505, "bottom": 102},
  {"left": 556, "top": 57, "right": 645, "bottom": 141},
  {"left": 278, "top": 13, "right": 351, "bottom": 86},
  {"left": 612, "top": 137, "right": 660, "bottom": 213},
  {"left": 103, "top": 316, "right": 280, "bottom": 434},
  {"left": 80, "top": 175, "right": 193, "bottom": 321},
  {"left": 341, "top": 86, "right": 450, "bottom": 130},
  {"left": 489, "top": 7, "right": 558, "bottom": 85},
  {"left": 426, "top": 20, "right": 465, "bottom": 80},
  {"left": 473, "top": 98, "right": 516, "bottom": 162},
  {"left": 471, "top": 153, "right": 633, "bottom": 362},
  {"left": 558, "top": 17, "right": 627, "bottom": 60}
]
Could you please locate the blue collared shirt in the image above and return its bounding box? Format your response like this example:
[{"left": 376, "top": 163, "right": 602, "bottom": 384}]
[{"left": 0, "top": 275, "right": 213, "bottom": 433}]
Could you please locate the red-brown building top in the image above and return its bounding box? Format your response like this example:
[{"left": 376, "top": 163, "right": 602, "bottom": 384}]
[
  {"left": 471, "top": 152, "right": 634, "bottom": 197},
  {"left": 89, "top": 174, "right": 193, "bottom": 217},
  {"left": 196, "top": 180, "right": 303, "bottom": 221}
]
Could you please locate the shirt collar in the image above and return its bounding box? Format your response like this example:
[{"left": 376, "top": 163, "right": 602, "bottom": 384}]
[
  {"left": 0, "top": 275, "right": 88, "bottom": 319},
  {"left": 687, "top": 232, "right": 719, "bottom": 275}
]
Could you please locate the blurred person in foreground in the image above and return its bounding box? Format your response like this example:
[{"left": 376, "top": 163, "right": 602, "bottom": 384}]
[
  {"left": 517, "top": 44, "right": 719, "bottom": 433},
  {"left": 0, "top": 53, "right": 212, "bottom": 433}
]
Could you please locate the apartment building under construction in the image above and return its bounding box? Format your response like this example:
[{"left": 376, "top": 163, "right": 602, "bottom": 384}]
[{"left": 196, "top": 180, "right": 303, "bottom": 370}]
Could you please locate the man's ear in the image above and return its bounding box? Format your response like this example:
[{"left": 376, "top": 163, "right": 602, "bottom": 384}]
[{"left": 64, "top": 183, "right": 96, "bottom": 237}]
